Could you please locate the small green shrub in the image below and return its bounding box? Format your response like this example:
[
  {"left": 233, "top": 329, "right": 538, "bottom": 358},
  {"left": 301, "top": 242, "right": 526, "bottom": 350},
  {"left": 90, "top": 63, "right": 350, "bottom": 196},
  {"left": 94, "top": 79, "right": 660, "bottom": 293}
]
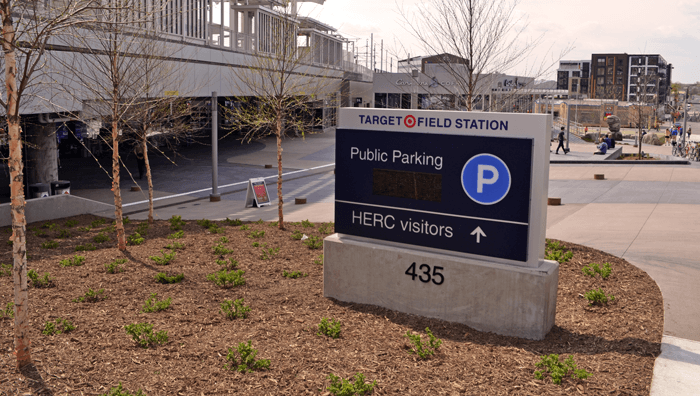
[
  {"left": 303, "top": 236, "right": 323, "bottom": 250},
  {"left": 42, "top": 222, "right": 58, "bottom": 230},
  {"left": 154, "top": 272, "right": 184, "bottom": 284},
  {"left": 105, "top": 258, "right": 128, "bottom": 273},
  {"left": 127, "top": 232, "right": 145, "bottom": 246},
  {"left": 212, "top": 243, "right": 234, "bottom": 255},
  {"left": 141, "top": 293, "right": 172, "bottom": 313},
  {"left": 28, "top": 269, "right": 54, "bottom": 288},
  {"left": 326, "top": 373, "right": 377, "bottom": 396},
  {"left": 34, "top": 230, "right": 47, "bottom": 237},
  {"left": 91, "top": 219, "right": 106, "bottom": 228},
  {"left": 6, "top": 239, "right": 12, "bottom": 246},
  {"left": 208, "top": 224, "right": 225, "bottom": 234},
  {"left": 291, "top": 230, "right": 304, "bottom": 240},
  {"left": 167, "top": 230, "right": 184, "bottom": 239},
  {"left": 248, "top": 230, "right": 265, "bottom": 239},
  {"left": 135, "top": 223, "right": 149, "bottom": 236},
  {"left": 60, "top": 255, "right": 86, "bottom": 267},
  {"left": 165, "top": 242, "right": 185, "bottom": 250},
  {"left": 545, "top": 240, "right": 573, "bottom": 262},
  {"left": 215, "top": 258, "right": 238, "bottom": 270},
  {"left": 254, "top": 219, "right": 264, "bottom": 225},
  {"left": 206, "top": 269, "right": 245, "bottom": 288},
  {"left": 404, "top": 327, "right": 442, "bottom": 359},
  {"left": 534, "top": 354, "right": 592, "bottom": 385},
  {"left": 124, "top": 322, "right": 168, "bottom": 348},
  {"left": 224, "top": 340, "right": 270, "bottom": 373},
  {"left": 149, "top": 250, "right": 176, "bottom": 265},
  {"left": 300, "top": 219, "right": 314, "bottom": 228},
  {"left": 64, "top": 220, "right": 78, "bottom": 228},
  {"left": 269, "top": 221, "right": 278, "bottom": 227},
  {"left": 93, "top": 232, "right": 110, "bottom": 243},
  {"left": 218, "top": 236, "right": 229, "bottom": 243},
  {"left": 57, "top": 229, "right": 71, "bottom": 239},
  {"left": 169, "top": 215, "right": 186, "bottom": 231},
  {"left": 0, "top": 263, "right": 11, "bottom": 276},
  {"left": 282, "top": 270, "right": 307, "bottom": 279},
  {"left": 220, "top": 298, "right": 251, "bottom": 320},
  {"left": 100, "top": 382, "right": 146, "bottom": 396},
  {"left": 1, "top": 302, "right": 14, "bottom": 319},
  {"left": 251, "top": 241, "right": 262, "bottom": 247},
  {"left": 197, "top": 219, "right": 214, "bottom": 228},
  {"left": 75, "top": 243, "right": 97, "bottom": 252},
  {"left": 41, "top": 240, "right": 59, "bottom": 249},
  {"left": 122, "top": 217, "right": 131, "bottom": 225},
  {"left": 314, "top": 254, "right": 324, "bottom": 265},
  {"left": 240, "top": 224, "right": 250, "bottom": 230},
  {"left": 319, "top": 222, "right": 335, "bottom": 234},
  {"left": 260, "top": 247, "right": 279, "bottom": 260},
  {"left": 585, "top": 288, "right": 615, "bottom": 305},
  {"left": 73, "top": 288, "right": 107, "bottom": 303},
  {"left": 42, "top": 318, "right": 76, "bottom": 335},
  {"left": 582, "top": 262, "right": 612, "bottom": 279},
  {"left": 317, "top": 317, "right": 341, "bottom": 339},
  {"left": 223, "top": 218, "right": 242, "bottom": 226},
  {"left": 77, "top": 226, "right": 92, "bottom": 232}
]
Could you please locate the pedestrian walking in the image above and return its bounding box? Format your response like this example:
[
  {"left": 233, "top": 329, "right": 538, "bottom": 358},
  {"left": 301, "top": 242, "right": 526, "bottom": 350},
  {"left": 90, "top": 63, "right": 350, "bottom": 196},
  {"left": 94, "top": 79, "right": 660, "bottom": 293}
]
[
  {"left": 134, "top": 143, "right": 146, "bottom": 180},
  {"left": 665, "top": 129, "right": 671, "bottom": 146},
  {"left": 555, "top": 127, "right": 567, "bottom": 155}
]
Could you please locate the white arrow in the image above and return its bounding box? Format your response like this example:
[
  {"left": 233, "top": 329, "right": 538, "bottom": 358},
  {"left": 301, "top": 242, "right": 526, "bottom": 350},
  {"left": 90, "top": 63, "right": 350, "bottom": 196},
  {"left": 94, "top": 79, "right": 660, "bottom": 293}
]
[{"left": 470, "top": 226, "right": 486, "bottom": 243}]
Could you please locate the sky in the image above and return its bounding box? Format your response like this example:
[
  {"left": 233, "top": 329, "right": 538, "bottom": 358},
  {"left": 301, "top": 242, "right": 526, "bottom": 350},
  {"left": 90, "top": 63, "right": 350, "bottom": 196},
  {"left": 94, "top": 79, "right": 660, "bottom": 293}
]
[{"left": 300, "top": 0, "right": 700, "bottom": 83}]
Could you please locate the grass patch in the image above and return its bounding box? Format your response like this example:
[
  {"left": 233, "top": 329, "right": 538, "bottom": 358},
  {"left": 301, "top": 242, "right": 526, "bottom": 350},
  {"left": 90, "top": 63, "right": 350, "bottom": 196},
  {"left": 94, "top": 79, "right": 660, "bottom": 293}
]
[
  {"left": 282, "top": 270, "right": 307, "bottom": 279},
  {"left": 534, "top": 354, "right": 592, "bottom": 385},
  {"left": 99, "top": 383, "right": 146, "bottom": 396},
  {"left": 212, "top": 243, "right": 234, "bottom": 255},
  {"left": 260, "top": 247, "right": 279, "bottom": 260},
  {"left": 28, "top": 269, "right": 54, "bottom": 288},
  {"left": 300, "top": 219, "right": 314, "bottom": 228},
  {"left": 169, "top": 215, "right": 186, "bottom": 231},
  {"left": 105, "top": 258, "right": 128, "bottom": 274},
  {"left": 206, "top": 269, "right": 246, "bottom": 288},
  {"left": 220, "top": 298, "right": 251, "bottom": 320},
  {"left": 42, "top": 318, "right": 76, "bottom": 335},
  {"left": 75, "top": 243, "right": 97, "bottom": 252},
  {"left": 154, "top": 272, "right": 184, "bottom": 284},
  {"left": 141, "top": 293, "right": 172, "bottom": 313},
  {"left": 314, "top": 254, "right": 324, "bottom": 265},
  {"left": 582, "top": 262, "right": 612, "bottom": 279},
  {"left": 127, "top": 232, "right": 145, "bottom": 246},
  {"left": 64, "top": 220, "right": 78, "bottom": 228},
  {"left": 73, "top": 288, "right": 107, "bottom": 303},
  {"left": 291, "top": 230, "right": 304, "bottom": 240},
  {"left": 223, "top": 218, "right": 243, "bottom": 226},
  {"left": 215, "top": 258, "right": 238, "bottom": 270},
  {"left": 545, "top": 240, "right": 573, "bottom": 263},
  {"left": 1, "top": 302, "right": 14, "bottom": 319},
  {"left": 248, "top": 230, "right": 265, "bottom": 239},
  {"left": 150, "top": 250, "right": 176, "bottom": 265},
  {"left": 404, "top": 327, "right": 442, "bottom": 359},
  {"left": 93, "top": 232, "right": 110, "bottom": 243},
  {"left": 167, "top": 230, "right": 184, "bottom": 239},
  {"left": 303, "top": 235, "right": 323, "bottom": 250},
  {"left": 124, "top": 322, "right": 168, "bottom": 348},
  {"left": 57, "top": 229, "right": 71, "bottom": 239},
  {"left": 60, "top": 255, "right": 86, "bottom": 267},
  {"left": 317, "top": 317, "right": 341, "bottom": 339},
  {"left": 326, "top": 373, "right": 376, "bottom": 396},
  {"left": 91, "top": 219, "right": 106, "bottom": 228},
  {"left": 41, "top": 240, "right": 59, "bottom": 249},
  {"left": 224, "top": 340, "right": 270, "bottom": 373},
  {"left": 165, "top": 242, "right": 185, "bottom": 250},
  {"left": 0, "top": 263, "right": 11, "bottom": 277}
]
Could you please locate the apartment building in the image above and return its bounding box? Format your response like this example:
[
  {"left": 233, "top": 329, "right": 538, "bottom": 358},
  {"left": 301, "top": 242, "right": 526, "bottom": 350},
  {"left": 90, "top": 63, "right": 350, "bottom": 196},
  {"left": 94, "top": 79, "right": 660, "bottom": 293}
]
[{"left": 556, "top": 60, "right": 590, "bottom": 98}]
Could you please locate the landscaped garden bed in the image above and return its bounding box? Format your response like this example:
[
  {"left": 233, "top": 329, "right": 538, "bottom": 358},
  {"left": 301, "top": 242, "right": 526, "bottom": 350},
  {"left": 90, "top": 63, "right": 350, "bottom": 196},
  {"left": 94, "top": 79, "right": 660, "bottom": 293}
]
[{"left": 0, "top": 215, "right": 663, "bottom": 395}]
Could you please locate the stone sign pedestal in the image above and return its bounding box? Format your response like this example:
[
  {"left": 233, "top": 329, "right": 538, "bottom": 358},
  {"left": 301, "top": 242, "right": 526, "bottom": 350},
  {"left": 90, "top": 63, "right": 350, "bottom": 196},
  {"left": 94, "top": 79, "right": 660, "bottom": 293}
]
[{"left": 324, "top": 234, "right": 558, "bottom": 340}]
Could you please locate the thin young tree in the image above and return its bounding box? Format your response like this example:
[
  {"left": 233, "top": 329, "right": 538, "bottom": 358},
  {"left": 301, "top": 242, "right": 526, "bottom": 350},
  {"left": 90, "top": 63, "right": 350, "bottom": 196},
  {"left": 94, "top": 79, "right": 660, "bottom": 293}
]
[
  {"left": 54, "top": 0, "right": 165, "bottom": 248},
  {"left": 0, "top": 0, "right": 100, "bottom": 369},
  {"left": 399, "top": 0, "right": 569, "bottom": 111},
  {"left": 224, "top": 3, "right": 335, "bottom": 230}
]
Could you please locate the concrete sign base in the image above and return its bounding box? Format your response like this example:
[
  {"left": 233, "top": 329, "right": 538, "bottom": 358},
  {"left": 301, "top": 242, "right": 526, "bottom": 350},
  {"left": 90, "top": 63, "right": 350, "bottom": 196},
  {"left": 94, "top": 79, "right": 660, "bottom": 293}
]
[{"left": 323, "top": 234, "right": 558, "bottom": 340}]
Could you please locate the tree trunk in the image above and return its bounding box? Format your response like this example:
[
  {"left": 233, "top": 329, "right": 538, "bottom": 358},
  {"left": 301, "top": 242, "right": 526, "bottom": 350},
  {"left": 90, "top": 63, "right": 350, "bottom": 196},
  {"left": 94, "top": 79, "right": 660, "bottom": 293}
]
[
  {"left": 112, "top": 119, "right": 126, "bottom": 250},
  {"left": 276, "top": 115, "right": 284, "bottom": 230},
  {"left": 143, "top": 136, "right": 154, "bottom": 224},
  {"left": 27, "top": 123, "right": 58, "bottom": 184},
  {"left": 3, "top": 3, "right": 32, "bottom": 369}
]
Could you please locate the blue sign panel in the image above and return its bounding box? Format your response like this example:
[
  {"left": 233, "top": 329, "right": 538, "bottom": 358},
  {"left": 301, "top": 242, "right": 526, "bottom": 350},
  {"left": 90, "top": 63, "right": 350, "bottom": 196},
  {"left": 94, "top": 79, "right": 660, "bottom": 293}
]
[{"left": 335, "top": 128, "right": 533, "bottom": 262}]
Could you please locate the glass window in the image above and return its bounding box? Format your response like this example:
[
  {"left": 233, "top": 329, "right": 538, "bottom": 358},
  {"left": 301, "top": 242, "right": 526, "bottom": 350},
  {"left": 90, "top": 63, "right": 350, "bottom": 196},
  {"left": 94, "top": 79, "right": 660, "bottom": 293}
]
[
  {"left": 572, "top": 71, "right": 580, "bottom": 77},
  {"left": 597, "top": 58, "right": 606, "bottom": 64},
  {"left": 375, "top": 93, "right": 387, "bottom": 108},
  {"left": 387, "top": 94, "right": 401, "bottom": 109},
  {"left": 212, "top": 0, "right": 221, "bottom": 24},
  {"left": 401, "top": 94, "right": 411, "bottom": 109},
  {"left": 597, "top": 77, "right": 604, "bottom": 85},
  {"left": 597, "top": 67, "right": 605, "bottom": 76}
]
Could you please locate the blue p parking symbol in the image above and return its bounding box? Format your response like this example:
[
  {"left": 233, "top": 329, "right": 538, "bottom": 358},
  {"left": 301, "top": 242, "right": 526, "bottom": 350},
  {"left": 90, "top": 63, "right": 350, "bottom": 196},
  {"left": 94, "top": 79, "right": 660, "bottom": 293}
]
[{"left": 461, "top": 154, "right": 511, "bottom": 205}]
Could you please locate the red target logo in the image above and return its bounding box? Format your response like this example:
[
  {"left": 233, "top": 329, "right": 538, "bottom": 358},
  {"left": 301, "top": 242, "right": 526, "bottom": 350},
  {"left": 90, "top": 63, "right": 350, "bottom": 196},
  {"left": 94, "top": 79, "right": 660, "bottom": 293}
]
[{"left": 404, "top": 115, "right": 416, "bottom": 128}]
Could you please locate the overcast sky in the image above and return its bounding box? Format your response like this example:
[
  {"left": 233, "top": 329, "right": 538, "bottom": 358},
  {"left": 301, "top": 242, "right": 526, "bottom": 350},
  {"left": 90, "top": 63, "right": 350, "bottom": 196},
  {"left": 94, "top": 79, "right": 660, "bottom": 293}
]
[{"left": 300, "top": 0, "right": 700, "bottom": 83}]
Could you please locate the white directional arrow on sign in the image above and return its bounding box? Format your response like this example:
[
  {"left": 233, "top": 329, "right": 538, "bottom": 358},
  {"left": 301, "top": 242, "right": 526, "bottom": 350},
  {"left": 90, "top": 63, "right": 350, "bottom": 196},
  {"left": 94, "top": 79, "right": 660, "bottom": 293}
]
[{"left": 470, "top": 227, "right": 486, "bottom": 243}]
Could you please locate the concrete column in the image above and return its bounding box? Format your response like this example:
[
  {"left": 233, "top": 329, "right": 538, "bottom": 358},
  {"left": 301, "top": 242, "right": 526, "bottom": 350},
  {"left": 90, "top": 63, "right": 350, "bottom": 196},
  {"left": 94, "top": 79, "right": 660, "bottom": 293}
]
[
  {"left": 26, "top": 122, "right": 58, "bottom": 185},
  {"left": 210, "top": 92, "right": 220, "bottom": 202}
]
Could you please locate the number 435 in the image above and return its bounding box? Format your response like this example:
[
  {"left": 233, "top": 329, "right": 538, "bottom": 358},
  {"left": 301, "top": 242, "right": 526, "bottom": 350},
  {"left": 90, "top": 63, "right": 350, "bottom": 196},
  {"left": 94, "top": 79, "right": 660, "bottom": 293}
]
[{"left": 405, "top": 263, "right": 444, "bottom": 285}]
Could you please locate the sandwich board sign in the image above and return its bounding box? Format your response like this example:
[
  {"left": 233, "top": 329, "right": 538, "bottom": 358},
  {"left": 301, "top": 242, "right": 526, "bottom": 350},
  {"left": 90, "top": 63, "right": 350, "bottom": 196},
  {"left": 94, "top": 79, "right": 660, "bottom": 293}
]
[
  {"left": 333, "top": 108, "right": 550, "bottom": 267},
  {"left": 245, "top": 178, "right": 271, "bottom": 208}
]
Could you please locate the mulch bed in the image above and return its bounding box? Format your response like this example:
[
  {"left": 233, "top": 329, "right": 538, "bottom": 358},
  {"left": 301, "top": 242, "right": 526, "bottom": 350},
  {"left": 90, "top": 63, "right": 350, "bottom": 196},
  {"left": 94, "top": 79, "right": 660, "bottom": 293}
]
[{"left": 0, "top": 215, "right": 663, "bottom": 395}]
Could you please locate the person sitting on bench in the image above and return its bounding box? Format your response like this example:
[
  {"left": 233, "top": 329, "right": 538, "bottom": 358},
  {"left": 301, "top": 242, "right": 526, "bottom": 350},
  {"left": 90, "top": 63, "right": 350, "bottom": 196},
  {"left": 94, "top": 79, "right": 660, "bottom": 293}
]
[{"left": 594, "top": 138, "right": 608, "bottom": 155}]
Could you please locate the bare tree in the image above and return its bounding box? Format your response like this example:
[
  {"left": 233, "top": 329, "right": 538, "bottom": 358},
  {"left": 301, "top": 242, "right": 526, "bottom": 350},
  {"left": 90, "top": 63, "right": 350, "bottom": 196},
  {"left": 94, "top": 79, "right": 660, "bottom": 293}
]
[
  {"left": 224, "top": 3, "right": 336, "bottom": 230},
  {"left": 629, "top": 64, "right": 659, "bottom": 159},
  {"left": 0, "top": 0, "right": 99, "bottom": 370},
  {"left": 399, "top": 0, "right": 569, "bottom": 111}
]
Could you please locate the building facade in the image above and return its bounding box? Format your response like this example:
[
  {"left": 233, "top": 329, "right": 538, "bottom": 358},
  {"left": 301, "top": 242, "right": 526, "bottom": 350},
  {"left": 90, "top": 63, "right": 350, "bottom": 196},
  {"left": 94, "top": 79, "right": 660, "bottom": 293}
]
[{"left": 556, "top": 60, "right": 590, "bottom": 98}]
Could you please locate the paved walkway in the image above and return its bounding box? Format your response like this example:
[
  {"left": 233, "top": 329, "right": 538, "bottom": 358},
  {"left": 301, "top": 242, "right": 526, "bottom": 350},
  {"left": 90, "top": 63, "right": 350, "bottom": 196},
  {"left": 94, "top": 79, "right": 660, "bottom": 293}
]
[{"left": 70, "top": 130, "right": 700, "bottom": 395}]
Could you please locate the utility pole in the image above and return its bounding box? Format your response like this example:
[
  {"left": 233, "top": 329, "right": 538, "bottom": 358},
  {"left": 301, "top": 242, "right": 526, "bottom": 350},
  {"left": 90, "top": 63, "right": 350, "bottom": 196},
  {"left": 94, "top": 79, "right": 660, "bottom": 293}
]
[
  {"left": 380, "top": 40, "right": 383, "bottom": 73},
  {"left": 370, "top": 34, "right": 373, "bottom": 72},
  {"left": 365, "top": 39, "right": 368, "bottom": 69},
  {"left": 682, "top": 89, "right": 689, "bottom": 149},
  {"left": 210, "top": 92, "right": 220, "bottom": 202}
]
